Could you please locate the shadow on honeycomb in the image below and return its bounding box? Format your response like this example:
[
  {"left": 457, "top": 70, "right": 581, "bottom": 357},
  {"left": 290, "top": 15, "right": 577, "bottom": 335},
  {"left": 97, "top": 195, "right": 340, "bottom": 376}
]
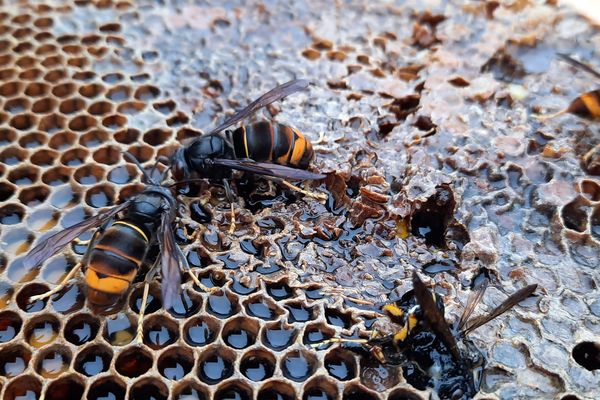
[{"left": 0, "top": 1, "right": 599, "bottom": 400}]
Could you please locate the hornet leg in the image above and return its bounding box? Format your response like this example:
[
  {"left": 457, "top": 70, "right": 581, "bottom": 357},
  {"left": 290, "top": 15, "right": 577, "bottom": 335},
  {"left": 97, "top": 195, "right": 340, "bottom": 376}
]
[
  {"left": 29, "top": 262, "right": 83, "bottom": 303},
  {"left": 187, "top": 269, "right": 218, "bottom": 294},
  {"left": 135, "top": 258, "right": 161, "bottom": 344},
  {"left": 223, "top": 179, "right": 237, "bottom": 233},
  {"left": 135, "top": 282, "right": 150, "bottom": 345},
  {"left": 310, "top": 337, "right": 369, "bottom": 349},
  {"left": 172, "top": 231, "right": 217, "bottom": 294},
  {"left": 269, "top": 177, "right": 327, "bottom": 201}
]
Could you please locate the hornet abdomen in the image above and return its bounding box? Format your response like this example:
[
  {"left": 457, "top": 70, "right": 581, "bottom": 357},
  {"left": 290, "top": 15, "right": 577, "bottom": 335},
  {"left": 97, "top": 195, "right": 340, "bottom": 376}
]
[
  {"left": 85, "top": 220, "right": 149, "bottom": 305},
  {"left": 231, "top": 121, "right": 315, "bottom": 169}
]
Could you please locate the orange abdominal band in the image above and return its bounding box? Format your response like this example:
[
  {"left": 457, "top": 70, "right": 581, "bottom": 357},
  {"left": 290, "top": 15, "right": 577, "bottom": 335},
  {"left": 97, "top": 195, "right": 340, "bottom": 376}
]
[
  {"left": 581, "top": 92, "right": 600, "bottom": 117},
  {"left": 290, "top": 136, "right": 306, "bottom": 165},
  {"left": 85, "top": 269, "right": 134, "bottom": 294}
]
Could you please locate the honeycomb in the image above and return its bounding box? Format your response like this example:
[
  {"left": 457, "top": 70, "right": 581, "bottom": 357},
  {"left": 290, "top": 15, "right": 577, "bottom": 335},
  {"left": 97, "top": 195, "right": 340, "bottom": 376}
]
[{"left": 0, "top": 0, "right": 599, "bottom": 399}]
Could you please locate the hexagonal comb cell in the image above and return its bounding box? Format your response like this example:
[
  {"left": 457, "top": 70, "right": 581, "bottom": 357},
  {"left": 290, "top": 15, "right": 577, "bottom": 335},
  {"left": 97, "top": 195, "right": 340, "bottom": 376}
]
[
  {"left": 68, "top": 114, "right": 96, "bottom": 131},
  {"left": 59, "top": 97, "right": 86, "bottom": 114},
  {"left": 261, "top": 320, "right": 298, "bottom": 351},
  {"left": 40, "top": 255, "right": 74, "bottom": 284},
  {"left": 0, "top": 181, "right": 16, "bottom": 202},
  {"left": 285, "top": 301, "right": 315, "bottom": 323},
  {"left": 243, "top": 294, "right": 284, "bottom": 320},
  {"left": 107, "top": 164, "right": 137, "bottom": 184},
  {"left": 117, "top": 100, "right": 147, "bottom": 115},
  {"left": 135, "top": 85, "right": 160, "bottom": 101},
  {"left": 196, "top": 269, "right": 228, "bottom": 291},
  {"left": 197, "top": 345, "right": 236, "bottom": 384},
  {"left": 579, "top": 179, "right": 600, "bottom": 202},
  {"left": 80, "top": 129, "right": 109, "bottom": 148},
  {"left": 87, "top": 377, "right": 126, "bottom": 400},
  {"left": 257, "top": 380, "right": 296, "bottom": 400},
  {"left": 173, "top": 380, "right": 211, "bottom": 400},
  {"left": 324, "top": 348, "right": 358, "bottom": 381},
  {"left": 4, "top": 375, "right": 42, "bottom": 400},
  {"left": 24, "top": 314, "right": 60, "bottom": 348},
  {"left": 206, "top": 290, "right": 241, "bottom": 318},
  {"left": 281, "top": 349, "right": 318, "bottom": 382},
  {"left": 41, "top": 167, "right": 70, "bottom": 187},
  {"left": 48, "top": 131, "right": 76, "bottom": 150},
  {"left": 168, "top": 288, "right": 203, "bottom": 318},
  {"left": 229, "top": 276, "right": 259, "bottom": 295},
  {"left": 240, "top": 349, "right": 276, "bottom": 381},
  {"left": 26, "top": 207, "right": 58, "bottom": 233},
  {"left": 214, "top": 380, "right": 253, "bottom": 400},
  {"left": 63, "top": 314, "right": 100, "bottom": 346},
  {"left": 0, "top": 311, "right": 22, "bottom": 343},
  {"left": 19, "top": 183, "right": 51, "bottom": 206},
  {"left": 158, "top": 347, "right": 194, "bottom": 380},
  {"left": 325, "top": 307, "right": 355, "bottom": 329},
  {"left": 0, "top": 282, "right": 13, "bottom": 309},
  {"left": 19, "top": 131, "right": 47, "bottom": 148},
  {"left": 103, "top": 313, "right": 136, "bottom": 346},
  {"left": 60, "top": 147, "right": 89, "bottom": 166},
  {"left": 17, "top": 283, "right": 50, "bottom": 313},
  {"left": 93, "top": 145, "right": 122, "bottom": 165},
  {"left": 303, "top": 376, "right": 339, "bottom": 400},
  {"left": 342, "top": 384, "right": 380, "bottom": 400},
  {"left": 303, "top": 322, "right": 336, "bottom": 348},
  {"left": 265, "top": 279, "right": 294, "bottom": 300},
  {"left": 34, "top": 345, "right": 71, "bottom": 378},
  {"left": 44, "top": 375, "right": 85, "bottom": 400},
  {"left": 184, "top": 315, "right": 220, "bottom": 347},
  {"left": 30, "top": 149, "right": 59, "bottom": 167},
  {"left": 0, "top": 344, "right": 31, "bottom": 378},
  {"left": 143, "top": 314, "right": 179, "bottom": 350},
  {"left": 8, "top": 166, "right": 39, "bottom": 186},
  {"left": 74, "top": 344, "right": 112, "bottom": 376},
  {"left": 115, "top": 346, "right": 153, "bottom": 378},
  {"left": 0, "top": 203, "right": 25, "bottom": 225},
  {"left": 129, "top": 283, "right": 162, "bottom": 315},
  {"left": 50, "top": 282, "right": 84, "bottom": 314},
  {"left": 561, "top": 196, "right": 591, "bottom": 232},
  {"left": 129, "top": 378, "right": 169, "bottom": 400},
  {"left": 74, "top": 164, "right": 105, "bottom": 185},
  {"left": 222, "top": 316, "right": 260, "bottom": 349}
]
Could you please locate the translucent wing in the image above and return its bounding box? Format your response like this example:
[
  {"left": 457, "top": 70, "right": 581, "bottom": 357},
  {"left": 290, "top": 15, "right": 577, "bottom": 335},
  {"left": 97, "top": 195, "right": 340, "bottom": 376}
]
[
  {"left": 23, "top": 201, "right": 131, "bottom": 269},
  {"left": 158, "top": 211, "right": 182, "bottom": 310},
  {"left": 462, "top": 284, "right": 537, "bottom": 336},
  {"left": 207, "top": 79, "right": 310, "bottom": 135},
  {"left": 458, "top": 278, "right": 489, "bottom": 332},
  {"left": 211, "top": 158, "right": 324, "bottom": 180},
  {"left": 558, "top": 53, "right": 600, "bottom": 80}
]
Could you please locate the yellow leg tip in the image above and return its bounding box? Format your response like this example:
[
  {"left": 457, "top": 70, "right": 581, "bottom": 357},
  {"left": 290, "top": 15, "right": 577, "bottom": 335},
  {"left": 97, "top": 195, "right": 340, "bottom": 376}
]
[
  {"left": 228, "top": 203, "right": 236, "bottom": 233},
  {"left": 188, "top": 271, "right": 219, "bottom": 293},
  {"left": 532, "top": 110, "right": 566, "bottom": 120},
  {"left": 29, "top": 292, "right": 51, "bottom": 303},
  {"left": 280, "top": 180, "right": 327, "bottom": 202}
]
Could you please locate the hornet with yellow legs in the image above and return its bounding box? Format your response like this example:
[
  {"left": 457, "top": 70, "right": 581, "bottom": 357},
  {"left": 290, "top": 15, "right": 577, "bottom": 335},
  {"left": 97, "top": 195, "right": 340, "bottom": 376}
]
[
  {"left": 22, "top": 152, "right": 215, "bottom": 344},
  {"left": 312, "top": 271, "right": 538, "bottom": 399},
  {"left": 169, "top": 79, "right": 327, "bottom": 232}
]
